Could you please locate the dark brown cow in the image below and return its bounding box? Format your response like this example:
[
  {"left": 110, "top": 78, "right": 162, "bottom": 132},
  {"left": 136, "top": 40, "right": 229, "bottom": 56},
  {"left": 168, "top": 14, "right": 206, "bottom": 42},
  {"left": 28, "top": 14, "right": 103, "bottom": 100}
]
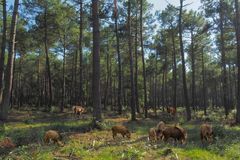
[
  {"left": 162, "top": 125, "right": 187, "bottom": 144},
  {"left": 112, "top": 125, "right": 131, "bottom": 139},
  {"left": 167, "top": 107, "right": 176, "bottom": 116}
]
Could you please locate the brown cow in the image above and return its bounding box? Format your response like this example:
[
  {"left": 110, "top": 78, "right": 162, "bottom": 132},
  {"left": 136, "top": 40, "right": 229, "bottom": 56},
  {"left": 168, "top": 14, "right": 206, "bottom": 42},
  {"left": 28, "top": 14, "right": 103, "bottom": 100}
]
[
  {"left": 44, "top": 130, "right": 64, "bottom": 147},
  {"left": 200, "top": 123, "right": 213, "bottom": 144},
  {"left": 167, "top": 107, "right": 176, "bottom": 116},
  {"left": 72, "top": 106, "right": 86, "bottom": 116},
  {"left": 112, "top": 125, "right": 131, "bottom": 139},
  {"left": 148, "top": 128, "right": 158, "bottom": 142},
  {"left": 0, "top": 137, "right": 15, "bottom": 148},
  {"left": 162, "top": 125, "right": 187, "bottom": 144},
  {"left": 0, "top": 137, "right": 15, "bottom": 154},
  {"left": 156, "top": 121, "right": 166, "bottom": 140}
]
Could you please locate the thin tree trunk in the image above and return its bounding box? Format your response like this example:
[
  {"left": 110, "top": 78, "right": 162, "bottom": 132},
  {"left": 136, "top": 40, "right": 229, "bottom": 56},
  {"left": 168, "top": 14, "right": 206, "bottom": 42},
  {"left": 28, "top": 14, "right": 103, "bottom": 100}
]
[
  {"left": 128, "top": 0, "right": 136, "bottom": 121},
  {"left": 79, "top": 0, "right": 84, "bottom": 105},
  {"left": 114, "top": 0, "right": 122, "bottom": 115},
  {"left": 190, "top": 29, "right": 196, "bottom": 111},
  {"left": 44, "top": 7, "right": 52, "bottom": 111},
  {"left": 179, "top": 0, "right": 191, "bottom": 120},
  {"left": 162, "top": 69, "right": 165, "bottom": 109},
  {"left": 164, "top": 48, "right": 168, "bottom": 107},
  {"left": 134, "top": 4, "right": 139, "bottom": 113},
  {"left": 37, "top": 53, "right": 41, "bottom": 108},
  {"left": 18, "top": 55, "right": 23, "bottom": 109},
  {"left": 10, "top": 49, "right": 17, "bottom": 108},
  {"left": 74, "top": 51, "right": 78, "bottom": 104},
  {"left": 0, "top": 0, "right": 19, "bottom": 120},
  {"left": 103, "top": 46, "right": 110, "bottom": 109},
  {"left": 202, "top": 47, "right": 207, "bottom": 115},
  {"left": 140, "top": 0, "right": 147, "bottom": 118},
  {"left": 92, "top": 0, "right": 102, "bottom": 122},
  {"left": 171, "top": 28, "right": 177, "bottom": 108},
  {"left": 61, "top": 34, "right": 66, "bottom": 112},
  {"left": 0, "top": 0, "right": 7, "bottom": 102},
  {"left": 235, "top": 0, "right": 240, "bottom": 123},
  {"left": 220, "top": 0, "right": 228, "bottom": 117}
]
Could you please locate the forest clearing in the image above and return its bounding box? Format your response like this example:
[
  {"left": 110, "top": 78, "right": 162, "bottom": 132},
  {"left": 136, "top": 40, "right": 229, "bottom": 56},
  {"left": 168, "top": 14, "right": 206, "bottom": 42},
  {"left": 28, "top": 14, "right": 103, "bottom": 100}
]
[{"left": 1, "top": 0, "right": 240, "bottom": 159}]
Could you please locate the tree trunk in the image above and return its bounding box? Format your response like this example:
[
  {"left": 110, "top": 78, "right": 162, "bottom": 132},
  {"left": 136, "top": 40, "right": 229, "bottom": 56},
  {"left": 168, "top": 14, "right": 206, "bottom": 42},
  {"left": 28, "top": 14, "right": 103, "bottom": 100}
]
[
  {"left": 202, "top": 47, "right": 207, "bottom": 115},
  {"left": 235, "top": 0, "right": 240, "bottom": 123},
  {"left": 79, "top": 0, "right": 84, "bottom": 105},
  {"left": 74, "top": 51, "right": 78, "bottom": 104},
  {"left": 140, "top": 0, "right": 147, "bottom": 118},
  {"left": 103, "top": 45, "right": 110, "bottom": 109},
  {"left": 37, "top": 53, "right": 41, "bottom": 108},
  {"left": 190, "top": 29, "right": 196, "bottom": 111},
  {"left": 179, "top": 0, "right": 191, "bottom": 120},
  {"left": 128, "top": 0, "right": 136, "bottom": 121},
  {"left": 134, "top": 4, "right": 139, "bottom": 113},
  {"left": 220, "top": 0, "right": 228, "bottom": 117},
  {"left": 44, "top": 7, "right": 52, "bottom": 111},
  {"left": 0, "top": 0, "right": 7, "bottom": 102},
  {"left": 114, "top": 0, "right": 122, "bottom": 115},
  {"left": 61, "top": 34, "right": 66, "bottom": 112},
  {"left": 92, "top": 0, "right": 102, "bottom": 122},
  {"left": 0, "top": 0, "right": 19, "bottom": 120},
  {"left": 164, "top": 48, "right": 168, "bottom": 107},
  {"left": 171, "top": 27, "right": 177, "bottom": 108}
]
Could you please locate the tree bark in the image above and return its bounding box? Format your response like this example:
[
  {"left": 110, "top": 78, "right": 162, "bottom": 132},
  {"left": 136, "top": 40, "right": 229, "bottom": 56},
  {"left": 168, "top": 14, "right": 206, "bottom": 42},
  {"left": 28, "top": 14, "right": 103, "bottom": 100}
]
[
  {"left": 190, "top": 29, "right": 196, "bottom": 111},
  {"left": 79, "top": 0, "right": 84, "bottom": 105},
  {"left": 128, "top": 0, "right": 136, "bottom": 121},
  {"left": 219, "top": 0, "right": 228, "bottom": 117},
  {"left": 61, "top": 33, "right": 66, "bottom": 112},
  {"left": 114, "top": 0, "right": 122, "bottom": 115},
  {"left": 235, "top": 0, "right": 240, "bottom": 123},
  {"left": 171, "top": 28, "right": 177, "bottom": 108},
  {"left": 134, "top": 3, "right": 139, "bottom": 113},
  {"left": 44, "top": 7, "right": 52, "bottom": 111},
  {"left": 92, "top": 0, "right": 102, "bottom": 122},
  {"left": 140, "top": 0, "right": 147, "bottom": 118},
  {"left": 179, "top": 0, "right": 191, "bottom": 120},
  {"left": 0, "top": 0, "right": 19, "bottom": 120},
  {"left": 103, "top": 44, "right": 110, "bottom": 109},
  {"left": 202, "top": 47, "right": 207, "bottom": 115},
  {"left": 0, "top": 0, "right": 7, "bottom": 102}
]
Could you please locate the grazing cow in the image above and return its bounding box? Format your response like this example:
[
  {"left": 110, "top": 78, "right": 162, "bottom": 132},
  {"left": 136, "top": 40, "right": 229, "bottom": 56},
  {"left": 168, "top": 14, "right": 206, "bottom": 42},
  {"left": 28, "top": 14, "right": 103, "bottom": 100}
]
[
  {"left": 162, "top": 125, "right": 187, "bottom": 144},
  {"left": 167, "top": 107, "right": 177, "bottom": 116},
  {"left": 156, "top": 121, "right": 166, "bottom": 140},
  {"left": 148, "top": 128, "right": 158, "bottom": 142},
  {"left": 112, "top": 125, "right": 131, "bottom": 139},
  {"left": 44, "top": 130, "right": 64, "bottom": 147},
  {"left": 0, "top": 137, "right": 15, "bottom": 148},
  {"left": 200, "top": 123, "right": 213, "bottom": 144},
  {"left": 72, "top": 106, "right": 86, "bottom": 116}
]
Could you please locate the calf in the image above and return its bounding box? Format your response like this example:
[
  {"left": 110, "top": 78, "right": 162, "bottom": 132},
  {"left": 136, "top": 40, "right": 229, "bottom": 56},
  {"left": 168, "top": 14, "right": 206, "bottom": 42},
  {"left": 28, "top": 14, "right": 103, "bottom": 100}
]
[
  {"left": 200, "top": 123, "right": 213, "bottom": 144},
  {"left": 112, "top": 125, "right": 131, "bottom": 139},
  {"left": 156, "top": 121, "right": 166, "bottom": 140},
  {"left": 148, "top": 128, "right": 158, "bottom": 142},
  {"left": 167, "top": 107, "right": 176, "bottom": 116},
  {"left": 44, "top": 130, "right": 64, "bottom": 146}
]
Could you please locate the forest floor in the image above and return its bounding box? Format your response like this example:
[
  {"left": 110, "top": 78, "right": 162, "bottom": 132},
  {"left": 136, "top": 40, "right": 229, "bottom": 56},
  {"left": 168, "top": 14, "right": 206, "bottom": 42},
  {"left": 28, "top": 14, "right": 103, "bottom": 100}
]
[{"left": 1, "top": 107, "right": 240, "bottom": 160}]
